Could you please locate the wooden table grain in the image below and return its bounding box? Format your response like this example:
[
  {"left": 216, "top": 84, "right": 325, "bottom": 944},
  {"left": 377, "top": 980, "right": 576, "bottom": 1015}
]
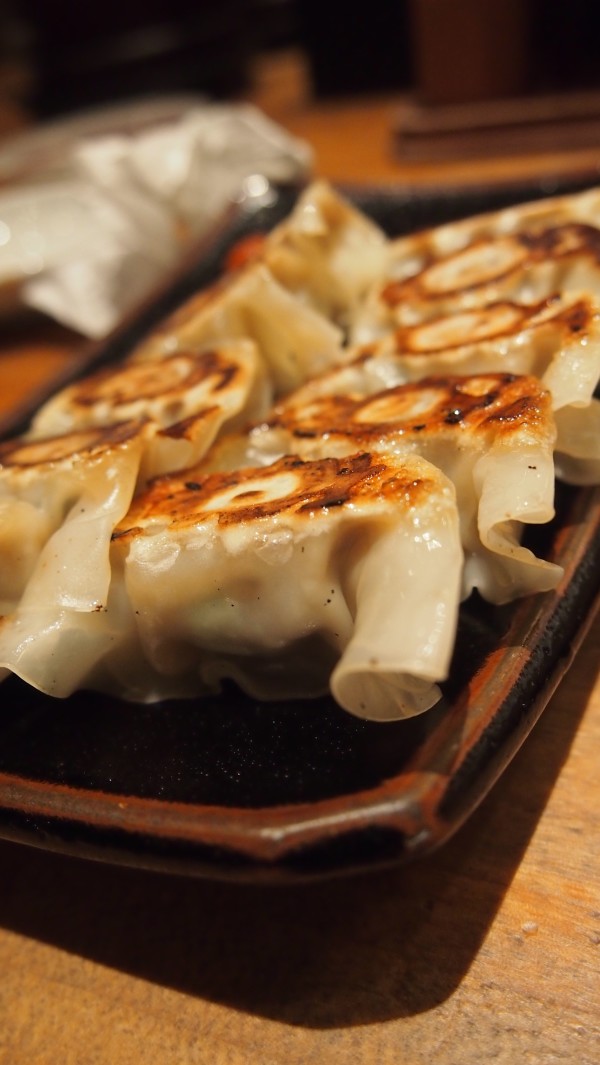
[{"left": 0, "top": 71, "right": 599, "bottom": 1064}]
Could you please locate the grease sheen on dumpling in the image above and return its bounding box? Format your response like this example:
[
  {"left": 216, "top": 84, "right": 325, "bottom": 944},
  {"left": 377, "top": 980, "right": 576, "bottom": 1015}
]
[
  {"left": 204, "top": 372, "right": 560, "bottom": 604},
  {"left": 0, "top": 423, "right": 147, "bottom": 696},
  {"left": 2, "top": 179, "right": 599, "bottom": 720},
  {"left": 101, "top": 451, "right": 463, "bottom": 720},
  {"left": 353, "top": 185, "right": 600, "bottom": 341},
  {"left": 28, "top": 340, "right": 272, "bottom": 483}
]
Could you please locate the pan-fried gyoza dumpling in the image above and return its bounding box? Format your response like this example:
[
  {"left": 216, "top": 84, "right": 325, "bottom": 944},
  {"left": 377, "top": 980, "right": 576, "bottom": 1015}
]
[
  {"left": 129, "top": 263, "right": 344, "bottom": 395},
  {"left": 277, "top": 290, "right": 600, "bottom": 486},
  {"left": 3, "top": 183, "right": 598, "bottom": 717},
  {"left": 28, "top": 340, "right": 272, "bottom": 481},
  {"left": 355, "top": 292, "right": 600, "bottom": 410},
  {"left": 96, "top": 451, "right": 463, "bottom": 720},
  {"left": 208, "top": 373, "right": 561, "bottom": 604},
  {"left": 353, "top": 186, "right": 600, "bottom": 340},
  {"left": 553, "top": 401, "right": 600, "bottom": 485},
  {"left": 0, "top": 421, "right": 146, "bottom": 617},
  {"left": 260, "top": 180, "right": 389, "bottom": 326},
  {"left": 130, "top": 182, "right": 385, "bottom": 371}
]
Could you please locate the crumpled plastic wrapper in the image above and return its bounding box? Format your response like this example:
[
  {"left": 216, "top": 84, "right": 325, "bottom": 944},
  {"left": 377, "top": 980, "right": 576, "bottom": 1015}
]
[{"left": 15, "top": 104, "right": 313, "bottom": 337}]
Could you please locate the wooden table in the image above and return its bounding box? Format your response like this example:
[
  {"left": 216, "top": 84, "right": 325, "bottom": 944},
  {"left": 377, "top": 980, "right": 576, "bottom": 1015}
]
[{"left": 0, "top": 71, "right": 599, "bottom": 1064}]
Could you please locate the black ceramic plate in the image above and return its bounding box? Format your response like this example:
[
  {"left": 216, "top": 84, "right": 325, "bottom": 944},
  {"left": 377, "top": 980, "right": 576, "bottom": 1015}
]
[{"left": 0, "top": 175, "right": 599, "bottom": 881}]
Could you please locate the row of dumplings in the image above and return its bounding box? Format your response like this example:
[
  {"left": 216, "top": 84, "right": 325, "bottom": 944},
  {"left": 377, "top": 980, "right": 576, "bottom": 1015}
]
[{"left": 1, "top": 181, "right": 599, "bottom": 720}]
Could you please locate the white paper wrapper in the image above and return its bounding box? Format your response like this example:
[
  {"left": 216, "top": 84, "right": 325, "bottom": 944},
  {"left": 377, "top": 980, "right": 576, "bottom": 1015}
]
[{"left": 7, "top": 104, "right": 312, "bottom": 337}]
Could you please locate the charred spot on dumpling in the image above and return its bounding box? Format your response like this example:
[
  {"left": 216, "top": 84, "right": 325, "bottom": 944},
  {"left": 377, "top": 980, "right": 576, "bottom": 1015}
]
[
  {"left": 382, "top": 236, "right": 530, "bottom": 304},
  {"left": 483, "top": 394, "right": 542, "bottom": 425},
  {"left": 394, "top": 301, "right": 531, "bottom": 353},
  {"left": 381, "top": 221, "right": 600, "bottom": 308},
  {"left": 0, "top": 421, "right": 144, "bottom": 470},
  {"left": 29, "top": 339, "right": 268, "bottom": 473},
  {"left": 157, "top": 408, "right": 221, "bottom": 441},
  {"left": 528, "top": 292, "right": 600, "bottom": 341},
  {"left": 390, "top": 293, "right": 598, "bottom": 356},
  {"left": 517, "top": 221, "right": 600, "bottom": 261},
  {"left": 359, "top": 374, "right": 551, "bottom": 439},
  {"left": 53, "top": 350, "right": 244, "bottom": 410},
  {"left": 562, "top": 298, "right": 594, "bottom": 334},
  {"left": 115, "top": 451, "right": 438, "bottom": 537},
  {"left": 268, "top": 372, "right": 553, "bottom": 445}
]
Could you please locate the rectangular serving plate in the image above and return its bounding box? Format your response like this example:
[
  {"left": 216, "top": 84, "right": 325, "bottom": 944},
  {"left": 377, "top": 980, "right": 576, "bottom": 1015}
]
[{"left": 0, "top": 175, "right": 598, "bottom": 881}]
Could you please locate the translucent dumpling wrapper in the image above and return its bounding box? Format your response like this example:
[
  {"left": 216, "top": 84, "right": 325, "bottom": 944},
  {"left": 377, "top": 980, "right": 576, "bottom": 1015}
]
[
  {"left": 0, "top": 580, "right": 138, "bottom": 698},
  {"left": 260, "top": 180, "right": 389, "bottom": 326},
  {"left": 353, "top": 186, "right": 600, "bottom": 340},
  {"left": 553, "top": 401, "right": 600, "bottom": 485},
  {"left": 94, "top": 451, "right": 463, "bottom": 721},
  {"left": 27, "top": 340, "right": 272, "bottom": 482},
  {"left": 129, "top": 262, "right": 344, "bottom": 395},
  {"left": 0, "top": 421, "right": 146, "bottom": 619},
  {"left": 209, "top": 372, "right": 561, "bottom": 604},
  {"left": 281, "top": 292, "right": 600, "bottom": 486},
  {"left": 4, "top": 182, "right": 599, "bottom": 715},
  {"left": 356, "top": 292, "right": 600, "bottom": 407}
]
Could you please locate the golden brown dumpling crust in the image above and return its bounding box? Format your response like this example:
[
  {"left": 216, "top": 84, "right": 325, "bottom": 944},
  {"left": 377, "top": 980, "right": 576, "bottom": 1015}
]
[
  {"left": 115, "top": 450, "right": 437, "bottom": 538},
  {"left": 0, "top": 421, "right": 143, "bottom": 470},
  {"left": 381, "top": 223, "right": 600, "bottom": 307},
  {"left": 385, "top": 293, "right": 595, "bottom": 356},
  {"left": 65, "top": 349, "right": 244, "bottom": 409},
  {"left": 268, "top": 372, "right": 554, "bottom": 450}
]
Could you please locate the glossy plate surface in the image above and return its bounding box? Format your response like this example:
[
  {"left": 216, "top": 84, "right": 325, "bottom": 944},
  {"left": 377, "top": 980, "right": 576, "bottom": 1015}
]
[{"left": 0, "top": 176, "right": 599, "bottom": 880}]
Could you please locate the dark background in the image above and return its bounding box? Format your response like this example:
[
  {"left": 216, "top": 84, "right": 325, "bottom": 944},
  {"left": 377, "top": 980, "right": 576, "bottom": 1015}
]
[{"left": 1, "top": 1, "right": 600, "bottom": 119}]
